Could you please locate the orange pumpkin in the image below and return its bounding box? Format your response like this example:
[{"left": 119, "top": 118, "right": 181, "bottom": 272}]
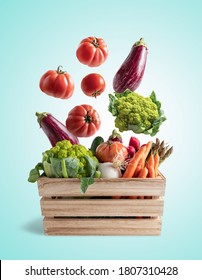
[{"left": 95, "top": 141, "right": 128, "bottom": 162}]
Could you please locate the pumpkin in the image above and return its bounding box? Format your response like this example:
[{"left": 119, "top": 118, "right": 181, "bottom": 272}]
[{"left": 95, "top": 141, "right": 128, "bottom": 163}]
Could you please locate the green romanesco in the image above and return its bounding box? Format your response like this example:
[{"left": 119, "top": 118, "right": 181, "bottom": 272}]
[
  {"left": 43, "top": 140, "right": 99, "bottom": 178},
  {"left": 28, "top": 140, "right": 101, "bottom": 193},
  {"left": 108, "top": 89, "right": 166, "bottom": 136}
]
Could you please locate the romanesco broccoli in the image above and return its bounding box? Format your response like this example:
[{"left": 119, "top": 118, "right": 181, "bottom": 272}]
[
  {"left": 43, "top": 140, "right": 99, "bottom": 178},
  {"left": 108, "top": 89, "right": 166, "bottom": 136},
  {"left": 28, "top": 140, "right": 100, "bottom": 193}
]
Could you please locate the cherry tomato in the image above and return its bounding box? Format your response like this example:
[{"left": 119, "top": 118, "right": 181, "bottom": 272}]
[
  {"left": 81, "top": 73, "right": 106, "bottom": 97},
  {"left": 66, "top": 104, "right": 101, "bottom": 137},
  {"left": 39, "top": 65, "right": 74, "bottom": 99},
  {"left": 76, "top": 36, "right": 108, "bottom": 67}
]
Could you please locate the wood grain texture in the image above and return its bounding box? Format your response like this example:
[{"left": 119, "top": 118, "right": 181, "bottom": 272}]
[
  {"left": 43, "top": 217, "right": 162, "bottom": 236},
  {"left": 37, "top": 173, "right": 166, "bottom": 235},
  {"left": 38, "top": 173, "right": 166, "bottom": 197},
  {"left": 40, "top": 197, "right": 164, "bottom": 217}
]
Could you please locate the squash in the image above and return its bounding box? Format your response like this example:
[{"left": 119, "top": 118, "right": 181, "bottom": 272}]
[{"left": 95, "top": 141, "right": 128, "bottom": 163}]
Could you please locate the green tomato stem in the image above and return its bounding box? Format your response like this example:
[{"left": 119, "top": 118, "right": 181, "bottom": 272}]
[
  {"left": 85, "top": 111, "right": 93, "bottom": 123},
  {"left": 56, "top": 65, "right": 66, "bottom": 74},
  {"left": 91, "top": 37, "right": 99, "bottom": 48}
]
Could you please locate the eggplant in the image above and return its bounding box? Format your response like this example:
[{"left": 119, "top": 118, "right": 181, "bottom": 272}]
[
  {"left": 108, "top": 129, "right": 122, "bottom": 143},
  {"left": 113, "top": 38, "right": 148, "bottom": 93},
  {"left": 36, "top": 112, "right": 79, "bottom": 146}
]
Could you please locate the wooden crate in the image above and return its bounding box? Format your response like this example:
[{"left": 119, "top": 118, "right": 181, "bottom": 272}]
[{"left": 37, "top": 173, "right": 166, "bottom": 236}]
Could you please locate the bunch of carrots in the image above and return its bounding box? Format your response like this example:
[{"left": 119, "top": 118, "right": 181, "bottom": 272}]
[{"left": 123, "top": 138, "right": 173, "bottom": 178}]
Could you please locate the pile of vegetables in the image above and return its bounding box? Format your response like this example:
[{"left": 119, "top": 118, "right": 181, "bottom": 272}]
[
  {"left": 91, "top": 132, "right": 173, "bottom": 180},
  {"left": 28, "top": 35, "right": 173, "bottom": 194},
  {"left": 123, "top": 138, "right": 173, "bottom": 179}
]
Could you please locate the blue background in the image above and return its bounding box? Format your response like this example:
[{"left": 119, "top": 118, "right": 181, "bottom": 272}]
[{"left": 1, "top": 0, "right": 202, "bottom": 260}]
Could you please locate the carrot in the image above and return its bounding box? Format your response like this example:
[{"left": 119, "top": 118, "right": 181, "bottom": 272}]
[
  {"left": 146, "top": 154, "right": 155, "bottom": 178},
  {"left": 133, "top": 164, "right": 142, "bottom": 177},
  {"left": 143, "top": 140, "right": 153, "bottom": 159},
  {"left": 147, "top": 165, "right": 155, "bottom": 178},
  {"left": 133, "top": 141, "right": 153, "bottom": 177},
  {"left": 154, "top": 153, "right": 160, "bottom": 177},
  {"left": 137, "top": 167, "right": 148, "bottom": 178},
  {"left": 147, "top": 153, "right": 154, "bottom": 166},
  {"left": 123, "top": 145, "right": 146, "bottom": 178}
]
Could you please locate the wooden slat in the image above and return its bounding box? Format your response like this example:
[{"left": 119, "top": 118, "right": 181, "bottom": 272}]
[
  {"left": 40, "top": 197, "right": 164, "bottom": 217},
  {"left": 43, "top": 217, "right": 162, "bottom": 235},
  {"left": 38, "top": 173, "right": 165, "bottom": 197}
]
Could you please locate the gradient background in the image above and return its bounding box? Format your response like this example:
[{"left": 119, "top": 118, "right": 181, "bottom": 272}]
[{"left": 1, "top": 0, "right": 202, "bottom": 260}]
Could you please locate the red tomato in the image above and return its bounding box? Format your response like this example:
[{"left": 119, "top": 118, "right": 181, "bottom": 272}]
[
  {"left": 66, "top": 104, "right": 101, "bottom": 137},
  {"left": 81, "top": 73, "right": 106, "bottom": 97},
  {"left": 76, "top": 36, "right": 108, "bottom": 67},
  {"left": 96, "top": 141, "right": 128, "bottom": 162},
  {"left": 39, "top": 65, "right": 74, "bottom": 99}
]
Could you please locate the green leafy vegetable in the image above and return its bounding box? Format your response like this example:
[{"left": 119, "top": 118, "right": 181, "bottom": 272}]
[
  {"left": 80, "top": 177, "right": 95, "bottom": 194},
  {"left": 28, "top": 162, "right": 44, "bottom": 182}
]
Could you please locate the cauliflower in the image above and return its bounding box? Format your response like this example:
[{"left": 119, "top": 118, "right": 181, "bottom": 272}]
[{"left": 108, "top": 89, "right": 166, "bottom": 136}]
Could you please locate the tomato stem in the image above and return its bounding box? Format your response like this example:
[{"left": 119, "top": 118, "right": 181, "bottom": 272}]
[
  {"left": 91, "top": 37, "right": 99, "bottom": 48},
  {"left": 92, "top": 90, "right": 101, "bottom": 98},
  {"left": 85, "top": 111, "right": 93, "bottom": 123},
  {"left": 56, "top": 65, "right": 66, "bottom": 74}
]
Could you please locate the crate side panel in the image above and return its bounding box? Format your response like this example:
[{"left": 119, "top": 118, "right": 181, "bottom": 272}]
[
  {"left": 38, "top": 175, "right": 165, "bottom": 197},
  {"left": 43, "top": 217, "right": 162, "bottom": 236},
  {"left": 41, "top": 198, "right": 164, "bottom": 217},
  {"left": 44, "top": 228, "right": 161, "bottom": 236}
]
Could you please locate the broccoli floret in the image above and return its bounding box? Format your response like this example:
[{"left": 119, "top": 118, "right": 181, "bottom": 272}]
[
  {"left": 108, "top": 90, "right": 166, "bottom": 136},
  {"left": 50, "top": 140, "right": 72, "bottom": 158}
]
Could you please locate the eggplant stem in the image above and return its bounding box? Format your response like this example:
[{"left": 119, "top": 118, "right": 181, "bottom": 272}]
[
  {"left": 36, "top": 112, "right": 47, "bottom": 125},
  {"left": 134, "top": 37, "right": 147, "bottom": 48}
]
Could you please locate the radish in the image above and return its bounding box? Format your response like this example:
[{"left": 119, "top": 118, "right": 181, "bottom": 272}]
[
  {"left": 127, "top": 146, "right": 136, "bottom": 158},
  {"left": 129, "top": 136, "right": 140, "bottom": 151}
]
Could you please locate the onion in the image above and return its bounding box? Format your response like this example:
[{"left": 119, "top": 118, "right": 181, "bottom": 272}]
[{"left": 98, "top": 162, "right": 122, "bottom": 178}]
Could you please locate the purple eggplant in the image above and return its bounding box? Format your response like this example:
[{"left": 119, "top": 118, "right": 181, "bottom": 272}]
[
  {"left": 108, "top": 129, "right": 122, "bottom": 143},
  {"left": 113, "top": 38, "right": 148, "bottom": 93},
  {"left": 36, "top": 112, "right": 79, "bottom": 146}
]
